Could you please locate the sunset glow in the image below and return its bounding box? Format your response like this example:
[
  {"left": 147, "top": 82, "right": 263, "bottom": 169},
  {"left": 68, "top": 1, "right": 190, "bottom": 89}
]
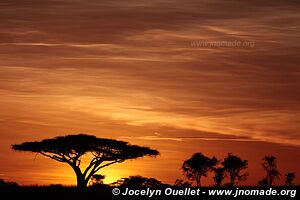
[{"left": 0, "top": 0, "right": 299, "bottom": 186}]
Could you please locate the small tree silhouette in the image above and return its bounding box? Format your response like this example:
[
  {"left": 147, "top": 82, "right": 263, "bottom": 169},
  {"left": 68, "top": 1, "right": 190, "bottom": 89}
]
[
  {"left": 213, "top": 167, "right": 226, "bottom": 187},
  {"left": 258, "top": 156, "right": 280, "bottom": 186},
  {"left": 112, "top": 176, "right": 164, "bottom": 187},
  {"left": 182, "top": 152, "right": 218, "bottom": 187},
  {"left": 285, "top": 172, "right": 295, "bottom": 186},
  {"left": 222, "top": 153, "right": 248, "bottom": 186},
  {"left": 0, "top": 179, "right": 18, "bottom": 187},
  {"left": 90, "top": 174, "right": 106, "bottom": 186},
  {"left": 12, "top": 134, "right": 159, "bottom": 189}
]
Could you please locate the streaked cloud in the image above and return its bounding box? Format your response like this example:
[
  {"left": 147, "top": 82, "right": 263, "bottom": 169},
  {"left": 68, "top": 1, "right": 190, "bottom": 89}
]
[{"left": 0, "top": 0, "right": 299, "bottom": 185}]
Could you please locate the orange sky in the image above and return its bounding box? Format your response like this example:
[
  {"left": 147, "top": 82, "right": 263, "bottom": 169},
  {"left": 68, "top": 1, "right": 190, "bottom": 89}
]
[{"left": 0, "top": 0, "right": 300, "bottom": 186}]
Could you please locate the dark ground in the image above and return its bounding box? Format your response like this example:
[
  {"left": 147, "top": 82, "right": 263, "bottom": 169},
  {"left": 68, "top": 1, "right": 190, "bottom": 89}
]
[{"left": 0, "top": 185, "right": 298, "bottom": 200}]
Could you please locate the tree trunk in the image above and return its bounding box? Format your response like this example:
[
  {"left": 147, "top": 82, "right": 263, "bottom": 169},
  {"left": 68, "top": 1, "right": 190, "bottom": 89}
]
[
  {"left": 72, "top": 165, "right": 87, "bottom": 189},
  {"left": 76, "top": 174, "right": 87, "bottom": 189},
  {"left": 196, "top": 176, "right": 201, "bottom": 187}
]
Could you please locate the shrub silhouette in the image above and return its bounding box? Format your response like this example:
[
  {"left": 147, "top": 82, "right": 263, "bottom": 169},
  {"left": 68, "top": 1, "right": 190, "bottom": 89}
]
[
  {"left": 285, "top": 172, "right": 296, "bottom": 186},
  {"left": 12, "top": 134, "right": 159, "bottom": 189},
  {"left": 182, "top": 152, "right": 218, "bottom": 187},
  {"left": 174, "top": 179, "right": 192, "bottom": 187},
  {"left": 0, "top": 179, "right": 18, "bottom": 187},
  {"left": 222, "top": 153, "right": 248, "bottom": 186},
  {"left": 112, "top": 176, "right": 165, "bottom": 187},
  {"left": 257, "top": 178, "right": 269, "bottom": 187},
  {"left": 258, "top": 156, "right": 280, "bottom": 186},
  {"left": 90, "top": 174, "right": 106, "bottom": 186}
]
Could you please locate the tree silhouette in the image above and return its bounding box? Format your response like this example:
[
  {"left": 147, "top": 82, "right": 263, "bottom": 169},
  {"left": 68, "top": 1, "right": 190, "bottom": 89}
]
[
  {"left": 12, "top": 134, "right": 159, "bottom": 189},
  {"left": 213, "top": 167, "right": 226, "bottom": 187},
  {"left": 259, "top": 156, "right": 280, "bottom": 186},
  {"left": 182, "top": 152, "right": 218, "bottom": 187},
  {"left": 285, "top": 172, "right": 295, "bottom": 186},
  {"left": 112, "top": 176, "right": 165, "bottom": 187},
  {"left": 222, "top": 153, "right": 248, "bottom": 186},
  {"left": 0, "top": 179, "right": 18, "bottom": 187},
  {"left": 90, "top": 174, "right": 105, "bottom": 186}
]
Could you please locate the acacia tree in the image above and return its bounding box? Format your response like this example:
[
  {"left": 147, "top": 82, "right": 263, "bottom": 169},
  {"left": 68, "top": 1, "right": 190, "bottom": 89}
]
[
  {"left": 222, "top": 153, "right": 248, "bottom": 186},
  {"left": 285, "top": 172, "right": 296, "bottom": 186},
  {"left": 12, "top": 134, "right": 159, "bottom": 189},
  {"left": 259, "top": 156, "right": 280, "bottom": 186},
  {"left": 182, "top": 152, "right": 218, "bottom": 187}
]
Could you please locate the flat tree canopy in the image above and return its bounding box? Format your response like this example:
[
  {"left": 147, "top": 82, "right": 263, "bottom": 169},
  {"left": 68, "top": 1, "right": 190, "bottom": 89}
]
[{"left": 12, "top": 134, "right": 159, "bottom": 188}]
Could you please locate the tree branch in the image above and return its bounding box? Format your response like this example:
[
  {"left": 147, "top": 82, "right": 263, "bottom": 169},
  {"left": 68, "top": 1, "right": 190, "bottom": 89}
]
[
  {"left": 40, "top": 152, "right": 64, "bottom": 162},
  {"left": 94, "top": 160, "right": 121, "bottom": 173},
  {"left": 83, "top": 157, "right": 102, "bottom": 177},
  {"left": 84, "top": 160, "right": 121, "bottom": 184}
]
